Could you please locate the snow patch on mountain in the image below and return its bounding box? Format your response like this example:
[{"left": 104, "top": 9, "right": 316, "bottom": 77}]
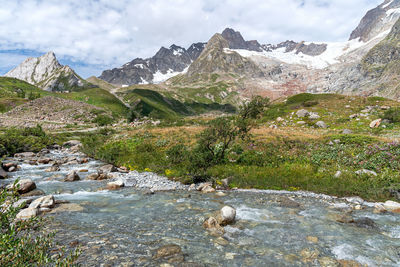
[{"left": 227, "top": 29, "right": 391, "bottom": 69}]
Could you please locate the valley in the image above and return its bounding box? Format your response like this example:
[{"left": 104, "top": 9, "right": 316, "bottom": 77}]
[{"left": 1, "top": 0, "right": 400, "bottom": 266}]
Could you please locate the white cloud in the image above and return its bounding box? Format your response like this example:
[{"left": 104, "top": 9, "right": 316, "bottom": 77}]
[{"left": 0, "top": 0, "right": 383, "bottom": 77}]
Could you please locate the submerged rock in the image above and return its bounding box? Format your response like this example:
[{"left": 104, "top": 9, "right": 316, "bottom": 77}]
[
  {"left": 203, "top": 217, "right": 225, "bottom": 235},
  {"left": 21, "top": 189, "right": 45, "bottom": 197},
  {"left": 153, "top": 244, "right": 184, "bottom": 263},
  {"left": 50, "top": 203, "right": 84, "bottom": 213}
]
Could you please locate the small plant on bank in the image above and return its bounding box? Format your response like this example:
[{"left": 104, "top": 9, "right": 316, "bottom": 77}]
[{"left": 0, "top": 184, "right": 80, "bottom": 266}]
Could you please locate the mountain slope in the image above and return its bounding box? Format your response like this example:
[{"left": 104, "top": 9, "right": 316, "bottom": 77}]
[{"left": 4, "top": 52, "right": 88, "bottom": 92}]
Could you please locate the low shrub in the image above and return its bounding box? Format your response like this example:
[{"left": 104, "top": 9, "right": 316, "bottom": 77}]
[
  {"left": 92, "top": 115, "right": 114, "bottom": 126},
  {"left": 383, "top": 107, "right": 400, "bottom": 123},
  {"left": 0, "top": 185, "right": 80, "bottom": 266}
]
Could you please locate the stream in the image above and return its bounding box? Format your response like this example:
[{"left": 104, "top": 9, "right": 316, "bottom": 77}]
[{"left": 3, "top": 148, "right": 400, "bottom": 266}]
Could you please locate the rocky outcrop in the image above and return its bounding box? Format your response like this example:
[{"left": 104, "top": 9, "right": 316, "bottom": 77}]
[
  {"left": 4, "top": 52, "right": 87, "bottom": 91},
  {"left": 221, "top": 28, "right": 262, "bottom": 52}
]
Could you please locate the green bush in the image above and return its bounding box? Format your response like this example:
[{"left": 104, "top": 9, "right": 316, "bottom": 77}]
[
  {"left": 0, "top": 185, "right": 80, "bottom": 266},
  {"left": 383, "top": 107, "right": 400, "bottom": 123},
  {"left": 0, "top": 125, "right": 51, "bottom": 157},
  {"left": 92, "top": 115, "right": 114, "bottom": 126}
]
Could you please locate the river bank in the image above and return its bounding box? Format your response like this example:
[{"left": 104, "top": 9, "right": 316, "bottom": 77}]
[{"left": 1, "top": 144, "right": 400, "bottom": 266}]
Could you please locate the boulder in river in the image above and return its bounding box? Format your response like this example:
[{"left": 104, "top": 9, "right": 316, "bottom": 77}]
[
  {"left": 0, "top": 167, "right": 7, "bottom": 179},
  {"left": 16, "top": 208, "right": 39, "bottom": 220},
  {"left": 64, "top": 171, "right": 80, "bottom": 182},
  {"left": 107, "top": 180, "right": 124, "bottom": 190},
  {"left": 7, "top": 179, "right": 36, "bottom": 194},
  {"left": 217, "top": 206, "right": 236, "bottom": 226},
  {"left": 383, "top": 200, "right": 400, "bottom": 213},
  {"left": 29, "top": 195, "right": 55, "bottom": 209},
  {"left": 202, "top": 185, "right": 216, "bottom": 193},
  {"left": 99, "top": 164, "right": 118, "bottom": 173}
]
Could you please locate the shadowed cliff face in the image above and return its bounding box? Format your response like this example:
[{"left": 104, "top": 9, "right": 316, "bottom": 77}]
[{"left": 350, "top": 0, "right": 400, "bottom": 42}]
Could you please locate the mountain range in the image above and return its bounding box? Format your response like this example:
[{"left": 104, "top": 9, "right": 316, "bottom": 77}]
[{"left": 4, "top": 0, "right": 400, "bottom": 104}]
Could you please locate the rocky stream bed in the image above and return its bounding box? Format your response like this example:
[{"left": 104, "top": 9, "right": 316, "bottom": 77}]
[{"left": 1, "top": 145, "right": 400, "bottom": 266}]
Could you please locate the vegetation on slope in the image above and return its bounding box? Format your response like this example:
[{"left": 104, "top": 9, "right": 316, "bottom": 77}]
[
  {"left": 0, "top": 77, "right": 128, "bottom": 118},
  {"left": 122, "top": 88, "right": 236, "bottom": 120}
]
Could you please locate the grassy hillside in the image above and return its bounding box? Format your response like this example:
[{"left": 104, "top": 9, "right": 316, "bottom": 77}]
[
  {"left": 86, "top": 76, "right": 116, "bottom": 91},
  {"left": 0, "top": 77, "right": 128, "bottom": 117},
  {"left": 120, "top": 88, "right": 236, "bottom": 120}
]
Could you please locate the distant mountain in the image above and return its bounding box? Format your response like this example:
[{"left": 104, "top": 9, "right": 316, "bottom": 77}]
[
  {"left": 98, "top": 0, "right": 400, "bottom": 103},
  {"left": 99, "top": 43, "right": 206, "bottom": 85},
  {"left": 349, "top": 0, "right": 400, "bottom": 42},
  {"left": 4, "top": 52, "right": 87, "bottom": 92}
]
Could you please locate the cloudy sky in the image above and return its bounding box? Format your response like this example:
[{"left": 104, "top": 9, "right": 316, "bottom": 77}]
[{"left": 0, "top": 0, "right": 383, "bottom": 78}]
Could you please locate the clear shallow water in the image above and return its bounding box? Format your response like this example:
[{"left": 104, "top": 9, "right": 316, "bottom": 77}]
[{"left": 4, "top": 151, "right": 400, "bottom": 266}]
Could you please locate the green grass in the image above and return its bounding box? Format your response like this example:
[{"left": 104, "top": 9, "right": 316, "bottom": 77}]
[
  {"left": 122, "top": 88, "right": 236, "bottom": 120},
  {"left": 64, "top": 87, "right": 128, "bottom": 117}
]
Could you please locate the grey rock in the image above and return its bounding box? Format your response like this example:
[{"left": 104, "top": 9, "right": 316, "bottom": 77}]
[
  {"left": 21, "top": 189, "right": 45, "bottom": 197},
  {"left": 64, "top": 171, "right": 80, "bottom": 182},
  {"left": 342, "top": 129, "right": 353, "bottom": 134},
  {"left": 296, "top": 109, "right": 310, "bottom": 118},
  {"left": 218, "top": 206, "right": 236, "bottom": 226},
  {"left": 0, "top": 167, "right": 7, "bottom": 179},
  {"left": 29, "top": 195, "right": 55, "bottom": 209},
  {"left": 16, "top": 208, "right": 39, "bottom": 220},
  {"left": 7, "top": 179, "right": 36, "bottom": 194},
  {"left": 315, "top": 121, "right": 328, "bottom": 128},
  {"left": 308, "top": 113, "right": 320, "bottom": 120},
  {"left": 63, "top": 140, "right": 82, "bottom": 147},
  {"left": 355, "top": 169, "right": 377, "bottom": 176},
  {"left": 99, "top": 164, "right": 118, "bottom": 173}
]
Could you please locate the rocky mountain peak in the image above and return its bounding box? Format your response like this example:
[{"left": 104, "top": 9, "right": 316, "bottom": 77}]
[
  {"left": 350, "top": 0, "right": 400, "bottom": 42},
  {"left": 221, "top": 28, "right": 262, "bottom": 52},
  {"left": 4, "top": 52, "right": 85, "bottom": 91}
]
